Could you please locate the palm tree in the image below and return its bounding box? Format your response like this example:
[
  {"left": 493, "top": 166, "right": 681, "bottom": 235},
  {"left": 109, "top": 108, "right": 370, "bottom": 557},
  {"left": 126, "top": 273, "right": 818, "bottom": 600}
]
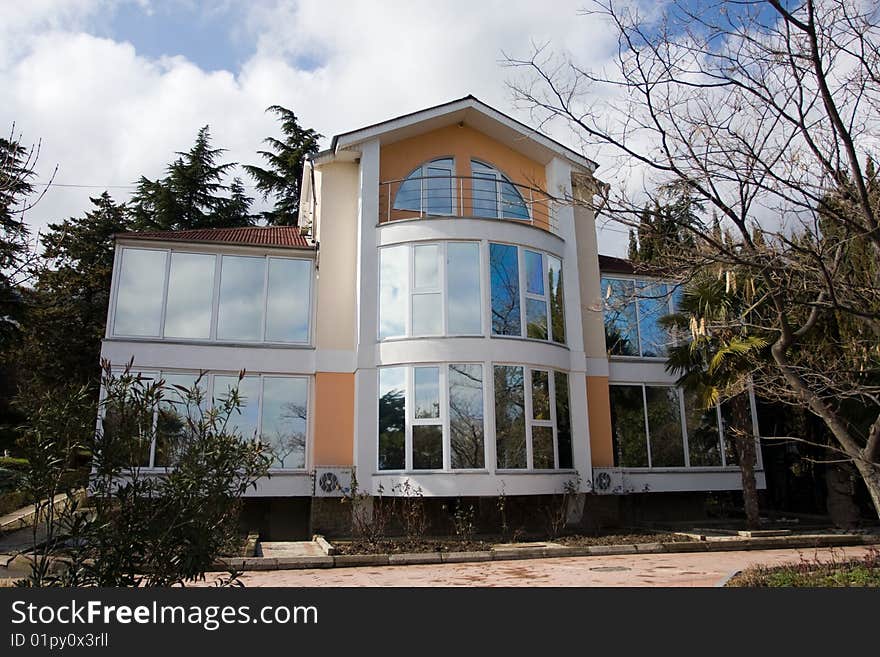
[{"left": 663, "top": 272, "right": 768, "bottom": 529}]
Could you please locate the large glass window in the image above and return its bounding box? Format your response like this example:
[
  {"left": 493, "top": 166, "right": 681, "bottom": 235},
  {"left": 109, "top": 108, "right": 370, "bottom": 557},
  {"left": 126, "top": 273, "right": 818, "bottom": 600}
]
[
  {"left": 393, "top": 158, "right": 454, "bottom": 215},
  {"left": 555, "top": 372, "right": 573, "bottom": 469},
  {"left": 525, "top": 250, "right": 548, "bottom": 340},
  {"left": 112, "top": 247, "right": 312, "bottom": 344},
  {"left": 470, "top": 160, "right": 529, "bottom": 220},
  {"left": 548, "top": 256, "right": 565, "bottom": 345},
  {"left": 217, "top": 256, "right": 265, "bottom": 341},
  {"left": 111, "top": 370, "right": 309, "bottom": 470},
  {"left": 611, "top": 383, "right": 742, "bottom": 469},
  {"left": 602, "top": 276, "right": 677, "bottom": 357},
  {"left": 449, "top": 364, "right": 485, "bottom": 469},
  {"left": 494, "top": 365, "right": 526, "bottom": 468},
  {"left": 113, "top": 248, "right": 167, "bottom": 336},
  {"left": 266, "top": 258, "right": 311, "bottom": 342},
  {"left": 380, "top": 242, "right": 482, "bottom": 339},
  {"left": 490, "top": 243, "right": 521, "bottom": 336},
  {"left": 412, "top": 366, "right": 443, "bottom": 470},
  {"left": 446, "top": 242, "right": 482, "bottom": 334},
  {"left": 261, "top": 377, "right": 308, "bottom": 469},
  {"left": 412, "top": 245, "right": 442, "bottom": 336},
  {"left": 378, "top": 368, "right": 406, "bottom": 470},
  {"left": 164, "top": 252, "right": 214, "bottom": 339}
]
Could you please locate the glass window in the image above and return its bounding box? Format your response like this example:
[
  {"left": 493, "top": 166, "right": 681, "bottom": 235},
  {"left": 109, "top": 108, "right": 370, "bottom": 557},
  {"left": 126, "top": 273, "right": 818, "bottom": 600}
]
[
  {"left": 155, "top": 372, "right": 206, "bottom": 467},
  {"left": 413, "top": 367, "right": 440, "bottom": 419},
  {"left": 501, "top": 180, "right": 530, "bottom": 220},
  {"left": 163, "top": 252, "right": 214, "bottom": 339},
  {"left": 425, "top": 166, "right": 453, "bottom": 215},
  {"left": 638, "top": 282, "right": 671, "bottom": 357},
  {"left": 526, "top": 298, "right": 548, "bottom": 339},
  {"left": 113, "top": 248, "right": 167, "bottom": 336},
  {"left": 266, "top": 258, "right": 311, "bottom": 343},
  {"left": 449, "top": 364, "right": 484, "bottom": 469},
  {"left": 393, "top": 158, "right": 454, "bottom": 214},
  {"left": 472, "top": 171, "right": 498, "bottom": 218},
  {"left": 532, "top": 426, "right": 555, "bottom": 469},
  {"left": 645, "top": 386, "right": 685, "bottom": 467},
  {"left": 217, "top": 256, "right": 265, "bottom": 341},
  {"left": 378, "top": 368, "right": 406, "bottom": 470},
  {"left": 721, "top": 401, "right": 741, "bottom": 466},
  {"left": 547, "top": 256, "right": 565, "bottom": 344},
  {"left": 412, "top": 425, "right": 443, "bottom": 469},
  {"left": 525, "top": 250, "right": 544, "bottom": 295},
  {"left": 602, "top": 277, "right": 639, "bottom": 356},
  {"left": 213, "top": 375, "right": 261, "bottom": 441},
  {"left": 554, "top": 372, "right": 572, "bottom": 469},
  {"left": 610, "top": 385, "right": 648, "bottom": 467},
  {"left": 531, "top": 370, "right": 551, "bottom": 420},
  {"left": 494, "top": 365, "right": 526, "bottom": 469},
  {"left": 490, "top": 243, "right": 521, "bottom": 336},
  {"left": 413, "top": 244, "right": 440, "bottom": 289},
  {"left": 683, "top": 389, "right": 722, "bottom": 467},
  {"left": 411, "top": 293, "right": 442, "bottom": 335},
  {"left": 261, "top": 377, "right": 308, "bottom": 469},
  {"left": 446, "top": 242, "right": 481, "bottom": 335},
  {"left": 379, "top": 246, "right": 408, "bottom": 338}
]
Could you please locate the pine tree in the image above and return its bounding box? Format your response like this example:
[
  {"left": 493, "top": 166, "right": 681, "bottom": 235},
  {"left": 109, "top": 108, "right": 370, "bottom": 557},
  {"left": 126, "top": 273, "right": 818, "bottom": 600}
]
[
  {"left": 244, "top": 106, "right": 321, "bottom": 226},
  {"left": 0, "top": 136, "right": 35, "bottom": 339},
  {"left": 17, "top": 193, "right": 130, "bottom": 394},
  {"left": 129, "top": 126, "right": 253, "bottom": 231}
]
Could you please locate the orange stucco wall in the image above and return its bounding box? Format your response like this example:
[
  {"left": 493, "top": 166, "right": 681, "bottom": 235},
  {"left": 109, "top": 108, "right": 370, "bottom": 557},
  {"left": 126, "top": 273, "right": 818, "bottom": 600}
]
[
  {"left": 312, "top": 372, "right": 355, "bottom": 466},
  {"left": 379, "top": 124, "right": 551, "bottom": 230},
  {"left": 587, "top": 375, "right": 615, "bottom": 467}
]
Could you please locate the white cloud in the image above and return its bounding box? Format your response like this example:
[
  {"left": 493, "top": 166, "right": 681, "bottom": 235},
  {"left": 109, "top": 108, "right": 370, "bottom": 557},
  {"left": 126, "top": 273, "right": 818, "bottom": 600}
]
[{"left": 0, "top": 0, "right": 630, "bottom": 254}]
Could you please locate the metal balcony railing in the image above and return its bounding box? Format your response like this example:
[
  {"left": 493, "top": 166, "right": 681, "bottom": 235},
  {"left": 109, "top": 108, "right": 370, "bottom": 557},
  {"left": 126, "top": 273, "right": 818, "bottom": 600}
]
[{"left": 379, "top": 175, "right": 558, "bottom": 233}]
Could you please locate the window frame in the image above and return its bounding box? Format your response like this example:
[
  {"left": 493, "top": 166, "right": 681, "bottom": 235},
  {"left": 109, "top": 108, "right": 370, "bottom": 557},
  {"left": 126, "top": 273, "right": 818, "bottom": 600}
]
[
  {"left": 103, "top": 368, "right": 312, "bottom": 473},
  {"left": 109, "top": 246, "right": 314, "bottom": 346},
  {"left": 609, "top": 381, "right": 748, "bottom": 470},
  {"left": 601, "top": 274, "right": 677, "bottom": 359},
  {"left": 376, "top": 362, "right": 574, "bottom": 475},
  {"left": 392, "top": 157, "right": 457, "bottom": 217},
  {"left": 470, "top": 159, "right": 531, "bottom": 221}
]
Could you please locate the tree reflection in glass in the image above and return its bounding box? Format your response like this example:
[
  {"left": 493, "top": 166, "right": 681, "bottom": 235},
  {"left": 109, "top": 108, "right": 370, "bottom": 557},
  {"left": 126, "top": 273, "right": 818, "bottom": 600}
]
[
  {"left": 490, "top": 243, "right": 521, "bottom": 336},
  {"left": 494, "top": 365, "right": 526, "bottom": 468},
  {"left": 645, "top": 386, "right": 684, "bottom": 467},
  {"left": 261, "top": 377, "right": 308, "bottom": 469},
  {"left": 378, "top": 368, "right": 405, "bottom": 470},
  {"left": 554, "top": 372, "right": 572, "bottom": 469},
  {"left": 602, "top": 277, "right": 639, "bottom": 356},
  {"left": 683, "top": 388, "right": 722, "bottom": 466},
  {"left": 449, "top": 364, "right": 484, "bottom": 469},
  {"left": 548, "top": 256, "right": 565, "bottom": 344},
  {"left": 610, "top": 384, "right": 648, "bottom": 467}
]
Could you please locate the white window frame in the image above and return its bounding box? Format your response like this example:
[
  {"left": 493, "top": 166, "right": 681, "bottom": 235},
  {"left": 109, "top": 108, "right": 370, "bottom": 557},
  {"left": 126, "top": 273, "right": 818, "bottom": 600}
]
[
  {"left": 601, "top": 275, "right": 676, "bottom": 359},
  {"left": 377, "top": 363, "right": 489, "bottom": 473},
  {"left": 102, "top": 368, "right": 311, "bottom": 473},
  {"left": 109, "top": 246, "right": 314, "bottom": 346},
  {"left": 609, "top": 382, "right": 754, "bottom": 471},
  {"left": 470, "top": 159, "right": 531, "bottom": 221},
  {"left": 393, "top": 157, "right": 456, "bottom": 217}
]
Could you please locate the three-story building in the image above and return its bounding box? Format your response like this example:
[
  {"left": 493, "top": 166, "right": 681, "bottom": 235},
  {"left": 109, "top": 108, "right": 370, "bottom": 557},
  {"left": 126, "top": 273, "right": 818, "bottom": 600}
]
[{"left": 101, "top": 96, "right": 764, "bottom": 537}]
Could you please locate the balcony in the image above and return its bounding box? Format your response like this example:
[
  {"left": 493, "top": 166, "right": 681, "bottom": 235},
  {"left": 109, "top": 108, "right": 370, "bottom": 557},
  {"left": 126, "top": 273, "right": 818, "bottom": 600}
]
[{"left": 379, "top": 175, "right": 558, "bottom": 234}]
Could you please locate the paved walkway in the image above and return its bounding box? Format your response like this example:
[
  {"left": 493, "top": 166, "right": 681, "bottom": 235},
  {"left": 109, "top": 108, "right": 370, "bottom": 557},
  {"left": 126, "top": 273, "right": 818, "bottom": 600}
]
[{"left": 230, "top": 545, "right": 875, "bottom": 587}]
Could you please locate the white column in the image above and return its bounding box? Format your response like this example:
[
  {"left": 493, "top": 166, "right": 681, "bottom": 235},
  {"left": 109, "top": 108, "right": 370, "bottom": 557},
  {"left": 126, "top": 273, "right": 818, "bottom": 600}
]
[
  {"left": 354, "top": 139, "right": 381, "bottom": 491},
  {"left": 545, "top": 157, "right": 592, "bottom": 491}
]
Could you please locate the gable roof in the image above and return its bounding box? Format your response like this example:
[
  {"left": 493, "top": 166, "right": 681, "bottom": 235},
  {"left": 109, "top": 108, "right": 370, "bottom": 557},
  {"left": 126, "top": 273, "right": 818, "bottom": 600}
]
[
  {"left": 324, "top": 95, "right": 597, "bottom": 172},
  {"left": 598, "top": 254, "right": 634, "bottom": 274},
  {"left": 117, "top": 226, "right": 314, "bottom": 249}
]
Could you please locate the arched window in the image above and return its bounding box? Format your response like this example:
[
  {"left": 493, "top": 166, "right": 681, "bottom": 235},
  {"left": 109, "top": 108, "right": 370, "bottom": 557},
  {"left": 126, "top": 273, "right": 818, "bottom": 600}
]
[
  {"left": 393, "top": 158, "right": 455, "bottom": 215},
  {"left": 470, "top": 160, "right": 530, "bottom": 220}
]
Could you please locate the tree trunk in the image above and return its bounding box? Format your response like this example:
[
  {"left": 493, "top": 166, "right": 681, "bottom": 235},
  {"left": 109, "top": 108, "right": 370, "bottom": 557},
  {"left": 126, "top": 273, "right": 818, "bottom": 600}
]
[
  {"left": 732, "top": 394, "right": 760, "bottom": 529},
  {"left": 852, "top": 459, "right": 880, "bottom": 523}
]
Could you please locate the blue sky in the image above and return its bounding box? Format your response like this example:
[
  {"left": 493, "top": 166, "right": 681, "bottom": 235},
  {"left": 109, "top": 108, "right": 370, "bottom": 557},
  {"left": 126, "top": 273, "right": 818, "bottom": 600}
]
[{"left": 102, "top": 2, "right": 254, "bottom": 73}]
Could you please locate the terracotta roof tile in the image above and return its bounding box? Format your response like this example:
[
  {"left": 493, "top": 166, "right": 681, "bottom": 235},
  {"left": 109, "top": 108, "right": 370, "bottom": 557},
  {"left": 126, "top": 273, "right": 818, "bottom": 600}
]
[{"left": 118, "top": 226, "right": 313, "bottom": 249}]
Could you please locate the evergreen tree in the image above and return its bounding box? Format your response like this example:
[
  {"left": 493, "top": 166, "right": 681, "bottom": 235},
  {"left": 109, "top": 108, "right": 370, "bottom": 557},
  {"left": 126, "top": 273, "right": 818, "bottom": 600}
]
[
  {"left": 244, "top": 106, "right": 321, "bottom": 226},
  {"left": 17, "top": 193, "right": 130, "bottom": 395},
  {"left": 0, "top": 136, "right": 35, "bottom": 340},
  {"left": 129, "top": 126, "right": 253, "bottom": 231}
]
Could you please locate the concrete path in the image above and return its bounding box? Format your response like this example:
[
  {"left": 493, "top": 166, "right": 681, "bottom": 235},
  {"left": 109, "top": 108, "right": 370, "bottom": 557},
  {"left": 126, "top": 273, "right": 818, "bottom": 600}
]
[{"left": 229, "top": 545, "right": 875, "bottom": 587}]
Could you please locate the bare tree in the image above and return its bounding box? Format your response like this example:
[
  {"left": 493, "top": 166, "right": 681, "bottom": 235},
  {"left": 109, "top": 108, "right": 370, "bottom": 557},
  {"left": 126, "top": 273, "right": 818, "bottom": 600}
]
[{"left": 506, "top": 0, "right": 880, "bottom": 517}]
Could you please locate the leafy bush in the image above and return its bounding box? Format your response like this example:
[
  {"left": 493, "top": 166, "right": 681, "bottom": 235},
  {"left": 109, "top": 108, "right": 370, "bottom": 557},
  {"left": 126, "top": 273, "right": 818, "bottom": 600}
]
[
  {"left": 16, "top": 362, "right": 273, "bottom": 587},
  {"left": 729, "top": 547, "right": 880, "bottom": 587}
]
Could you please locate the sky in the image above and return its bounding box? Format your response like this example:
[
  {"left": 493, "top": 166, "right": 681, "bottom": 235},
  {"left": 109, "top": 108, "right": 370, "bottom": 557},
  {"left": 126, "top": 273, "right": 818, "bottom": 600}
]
[{"left": 1, "top": 0, "right": 642, "bottom": 255}]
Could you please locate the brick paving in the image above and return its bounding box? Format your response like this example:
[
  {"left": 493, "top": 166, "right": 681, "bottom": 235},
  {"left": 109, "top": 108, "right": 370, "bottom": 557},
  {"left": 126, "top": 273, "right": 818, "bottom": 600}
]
[{"left": 228, "top": 545, "right": 876, "bottom": 587}]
